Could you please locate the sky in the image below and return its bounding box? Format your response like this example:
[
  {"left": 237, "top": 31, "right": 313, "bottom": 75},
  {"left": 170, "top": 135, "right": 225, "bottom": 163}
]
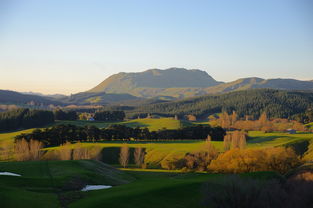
[{"left": 0, "top": 0, "right": 312, "bottom": 95}]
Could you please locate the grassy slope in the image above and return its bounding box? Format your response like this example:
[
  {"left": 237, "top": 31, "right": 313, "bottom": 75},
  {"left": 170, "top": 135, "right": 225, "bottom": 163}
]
[
  {"left": 305, "top": 122, "right": 313, "bottom": 130},
  {"left": 69, "top": 170, "right": 280, "bottom": 208},
  {"left": 44, "top": 131, "right": 313, "bottom": 168},
  {"left": 55, "top": 118, "right": 190, "bottom": 131},
  {"left": 2, "top": 119, "right": 313, "bottom": 166},
  {"left": 0, "top": 160, "right": 133, "bottom": 208},
  {"left": 0, "top": 160, "right": 280, "bottom": 208},
  {"left": 247, "top": 131, "right": 313, "bottom": 148}
]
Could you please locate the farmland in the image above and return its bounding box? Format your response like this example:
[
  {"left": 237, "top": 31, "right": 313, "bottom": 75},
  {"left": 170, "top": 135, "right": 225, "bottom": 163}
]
[
  {"left": 1, "top": 118, "right": 313, "bottom": 207},
  {"left": 2, "top": 118, "right": 313, "bottom": 167}
]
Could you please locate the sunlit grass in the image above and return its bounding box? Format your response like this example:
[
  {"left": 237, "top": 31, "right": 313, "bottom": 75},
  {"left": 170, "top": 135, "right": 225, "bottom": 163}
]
[{"left": 55, "top": 118, "right": 190, "bottom": 131}]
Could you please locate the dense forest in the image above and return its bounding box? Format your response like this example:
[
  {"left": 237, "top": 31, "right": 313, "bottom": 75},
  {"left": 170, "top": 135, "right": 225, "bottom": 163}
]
[
  {"left": 126, "top": 89, "right": 313, "bottom": 120},
  {"left": 15, "top": 124, "right": 226, "bottom": 146},
  {"left": 94, "top": 110, "right": 125, "bottom": 121},
  {"left": 53, "top": 109, "right": 78, "bottom": 120},
  {"left": 0, "top": 108, "right": 54, "bottom": 131}
]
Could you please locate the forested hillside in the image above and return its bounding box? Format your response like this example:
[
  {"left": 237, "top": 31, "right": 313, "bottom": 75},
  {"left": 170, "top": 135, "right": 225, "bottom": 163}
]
[
  {"left": 128, "top": 89, "right": 313, "bottom": 119},
  {"left": 0, "top": 90, "right": 61, "bottom": 105},
  {"left": 0, "top": 108, "right": 54, "bottom": 131}
]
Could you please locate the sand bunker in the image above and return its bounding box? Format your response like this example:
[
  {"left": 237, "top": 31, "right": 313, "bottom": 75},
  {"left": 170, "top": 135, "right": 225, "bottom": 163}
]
[
  {"left": 81, "top": 185, "right": 112, "bottom": 191},
  {"left": 0, "top": 172, "right": 21, "bottom": 177}
]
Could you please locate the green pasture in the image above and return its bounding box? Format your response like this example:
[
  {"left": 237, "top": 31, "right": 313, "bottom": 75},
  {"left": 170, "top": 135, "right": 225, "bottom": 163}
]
[
  {"left": 55, "top": 118, "right": 191, "bottom": 131},
  {"left": 305, "top": 122, "right": 313, "bottom": 130},
  {"left": 0, "top": 160, "right": 133, "bottom": 208},
  {"left": 0, "top": 160, "right": 280, "bottom": 208}
]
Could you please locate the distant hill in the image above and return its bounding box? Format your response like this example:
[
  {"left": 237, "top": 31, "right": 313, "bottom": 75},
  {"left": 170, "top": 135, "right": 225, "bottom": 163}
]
[
  {"left": 22, "top": 91, "right": 67, "bottom": 99},
  {"left": 88, "top": 68, "right": 222, "bottom": 98},
  {"left": 60, "top": 92, "right": 142, "bottom": 105},
  {"left": 128, "top": 89, "right": 313, "bottom": 119},
  {"left": 0, "top": 89, "right": 145, "bottom": 106},
  {"left": 205, "top": 78, "right": 313, "bottom": 94},
  {"left": 0, "top": 90, "right": 61, "bottom": 105},
  {"left": 86, "top": 68, "right": 313, "bottom": 99}
]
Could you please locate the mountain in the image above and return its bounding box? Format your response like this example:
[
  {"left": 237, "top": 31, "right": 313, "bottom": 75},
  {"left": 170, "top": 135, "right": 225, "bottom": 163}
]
[
  {"left": 205, "top": 78, "right": 313, "bottom": 94},
  {"left": 0, "top": 90, "right": 62, "bottom": 105},
  {"left": 87, "top": 68, "right": 313, "bottom": 99},
  {"left": 88, "top": 68, "right": 222, "bottom": 98},
  {"left": 128, "top": 89, "right": 313, "bottom": 119}
]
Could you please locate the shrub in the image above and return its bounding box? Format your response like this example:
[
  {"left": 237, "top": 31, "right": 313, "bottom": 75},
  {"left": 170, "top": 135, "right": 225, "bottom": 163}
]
[
  {"left": 208, "top": 147, "right": 301, "bottom": 174},
  {"left": 203, "top": 175, "right": 313, "bottom": 208},
  {"left": 161, "top": 154, "right": 186, "bottom": 170}
]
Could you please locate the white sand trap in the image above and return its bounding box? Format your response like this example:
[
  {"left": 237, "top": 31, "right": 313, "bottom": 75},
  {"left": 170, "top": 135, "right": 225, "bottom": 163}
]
[
  {"left": 0, "top": 172, "right": 21, "bottom": 177},
  {"left": 81, "top": 185, "right": 112, "bottom": 191}
]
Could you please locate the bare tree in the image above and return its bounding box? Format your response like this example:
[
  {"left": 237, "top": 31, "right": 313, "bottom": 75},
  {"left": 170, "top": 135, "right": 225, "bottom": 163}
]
[
  {"left": 29, "top": 139, "right": 43, "bottom": 160},
  {"left": 59, "top": 142, "right": 72, "bottom": 160},
  {"left": 207, "top": 135, "right": 212, "bottom": 142},
  {"left": 0, "top": 141, "right": 13, "bottom": 161},
  {"left": 223, "top": 134, "right": 231, "bottom": 151},
  {"left": 239, "top": 131, "right": 247, "bottom": 149},
  {"left": 134, "top": 147, "right": 145, "bottom": 168},
  {"left": 14, "top": 139, "right": 43, "bottom": 161},
  {"left": 231, "top": 131, "right": 240, "bottom": 149},
  {"left": 220, "top": 112, "right": 231, "bottom": 129},
  {"left": 73, "top": 142, "right": 90, "bottom": 160},
  {"left": 119, "top": 144, "right": 129, "bottom": 168},
  {"left": 231, "top": 111, "right": 237, "bottom": 126}
]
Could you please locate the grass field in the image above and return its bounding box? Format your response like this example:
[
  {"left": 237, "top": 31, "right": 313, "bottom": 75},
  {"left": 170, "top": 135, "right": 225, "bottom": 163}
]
[
  {"left": 0, "top": 160, "right": 281, "bottom": 208},
  {"left": 42, "top": 131, "right": 313, "bottom": 168},
  {"left": 305, "top": 122, "right": 313, "bottom": 130},
  {"left": 1, "top": 120, "right": 312, "bottom": 207},
  {"left": 2, "top": 123, "right": 313, "bottom": 167},
  {"left": 0, "top": 160, "right": 133, "bottom": 208},
  {"left": 55, "top": 118, "right": 191, "bottom": 131}
]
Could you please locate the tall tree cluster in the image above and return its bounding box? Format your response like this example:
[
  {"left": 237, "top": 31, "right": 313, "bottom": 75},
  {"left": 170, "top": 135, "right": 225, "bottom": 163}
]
[
  {"left": 0, "top": 108, "right": 54, "bottom": 131},
  {"left": 94, "top": 110, "right": 125, "bottom": 121},
  {"left": 53, "top": 109, "right": 78, "bottom": 120},
  {"left": 15, "top": 124, "right": 226, "bottom": 146}
]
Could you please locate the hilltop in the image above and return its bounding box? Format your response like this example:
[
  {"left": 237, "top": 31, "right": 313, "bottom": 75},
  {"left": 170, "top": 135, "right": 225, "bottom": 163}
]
[
  {"left": 87, "top": 68, "right": 222, "bottom": 98},
  {"left": 83, "top": 68, "right": 313, "bottom": 100},
  {"left": 205, "top": 77, "right": 313, "bottom": 94}
]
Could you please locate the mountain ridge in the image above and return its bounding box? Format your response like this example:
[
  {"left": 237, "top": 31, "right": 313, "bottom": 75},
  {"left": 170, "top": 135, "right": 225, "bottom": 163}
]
[
  {"left": 86, "top": 68, "right": 313, "bottom": 99},
  {"left": 88, "top": 67, "right": 222, "bottom": 95}
]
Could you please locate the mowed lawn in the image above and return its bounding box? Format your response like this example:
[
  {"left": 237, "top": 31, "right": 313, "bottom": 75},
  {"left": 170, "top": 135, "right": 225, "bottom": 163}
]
[
  {"left": 0, "top": 160, "right": 134, "bottom": 208},
  {"left": 0, "top": 160, "right": 280, "bottom": 208}
]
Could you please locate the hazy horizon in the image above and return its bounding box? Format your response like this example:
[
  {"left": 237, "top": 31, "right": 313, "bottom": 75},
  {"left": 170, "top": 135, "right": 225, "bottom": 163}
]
[{"left": 1, "top": 0, "right": 312, "bottom": 94}]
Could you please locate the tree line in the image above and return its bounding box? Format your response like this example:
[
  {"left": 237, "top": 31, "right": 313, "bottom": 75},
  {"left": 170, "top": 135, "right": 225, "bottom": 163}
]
[
  {"left": 15, "top": 124, "right": 226, "bottom": 146},
  {"left": 0, "top": 108, "right": 54, "bottom": 131},
  {"left": 54, "top": 109, "right": 125, "bottom": 121},
  {"left": 216, "top": 111, "right": 307, "bottom": 132},
  {"left": 125, "top": 89, "right": 313, "bottom": 121}
]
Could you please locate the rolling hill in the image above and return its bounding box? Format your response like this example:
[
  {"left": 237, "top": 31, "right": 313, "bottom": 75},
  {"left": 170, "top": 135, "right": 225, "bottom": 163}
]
[
  {"left": 205, "top": 77, "right": 313, "bottom": 94},
  {"left": 0, "top": 90, "right": 62, "bottom": 105},
  {"left": 2, "top": 68, "right": 313, "bottom": 106},
  {"left": 127, "top": 89, "right": 313, "bottom": 119},
  {"left": 60, "top": 92, "right": 142, "bottom": 105},
  {"left": 84, "top": 68, "right": 313, "bottom": 99}
]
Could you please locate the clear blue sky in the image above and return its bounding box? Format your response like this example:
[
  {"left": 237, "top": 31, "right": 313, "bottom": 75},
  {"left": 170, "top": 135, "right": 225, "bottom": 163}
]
[{"left": 0, "top": 0, "right": 312, "bottom": 94}]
